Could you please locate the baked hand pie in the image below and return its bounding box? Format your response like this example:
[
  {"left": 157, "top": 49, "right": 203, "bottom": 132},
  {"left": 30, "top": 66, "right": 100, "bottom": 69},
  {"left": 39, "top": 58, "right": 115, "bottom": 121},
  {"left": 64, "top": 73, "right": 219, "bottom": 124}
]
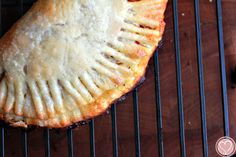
[{"left": 0, "top": 0, "right": 168, "bottom": 128}]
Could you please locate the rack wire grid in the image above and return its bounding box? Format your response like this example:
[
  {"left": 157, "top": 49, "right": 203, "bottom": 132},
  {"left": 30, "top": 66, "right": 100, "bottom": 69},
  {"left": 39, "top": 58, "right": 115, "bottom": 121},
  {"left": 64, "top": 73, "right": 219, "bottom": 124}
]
[{"left": 0, "top": 0, "right": 234, "bottom": 157}]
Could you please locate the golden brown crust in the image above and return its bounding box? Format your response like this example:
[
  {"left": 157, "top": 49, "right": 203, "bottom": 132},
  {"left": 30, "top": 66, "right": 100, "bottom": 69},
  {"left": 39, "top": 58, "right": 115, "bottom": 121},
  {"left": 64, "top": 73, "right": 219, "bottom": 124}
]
[{"left": 0, "top": 0, "right": 168, "bottom": 128}]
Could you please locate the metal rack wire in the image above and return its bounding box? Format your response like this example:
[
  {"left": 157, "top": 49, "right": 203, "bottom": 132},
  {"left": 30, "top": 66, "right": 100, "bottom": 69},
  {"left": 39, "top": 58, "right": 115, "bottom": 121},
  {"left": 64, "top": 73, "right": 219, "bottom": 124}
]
[
  {"left": 194, "top": 0, "right": 208, "bottom": 156},
  {"left": 0, "top": 0, "right": 230, "bottom": 157}
]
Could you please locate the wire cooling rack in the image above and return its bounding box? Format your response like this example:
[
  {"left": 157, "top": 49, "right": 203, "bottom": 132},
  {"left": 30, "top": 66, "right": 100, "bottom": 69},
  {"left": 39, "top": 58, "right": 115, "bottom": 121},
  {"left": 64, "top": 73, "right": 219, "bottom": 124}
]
[{"left": 0, "top": 0, "right": 232, "bottom": 157}]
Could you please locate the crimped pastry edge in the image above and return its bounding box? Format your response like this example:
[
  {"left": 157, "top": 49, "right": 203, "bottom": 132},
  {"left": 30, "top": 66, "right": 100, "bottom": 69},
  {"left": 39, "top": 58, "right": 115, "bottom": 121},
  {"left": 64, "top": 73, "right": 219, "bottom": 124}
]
[{"left": 0, "top": 33, "right": 164, "bottom": 128}]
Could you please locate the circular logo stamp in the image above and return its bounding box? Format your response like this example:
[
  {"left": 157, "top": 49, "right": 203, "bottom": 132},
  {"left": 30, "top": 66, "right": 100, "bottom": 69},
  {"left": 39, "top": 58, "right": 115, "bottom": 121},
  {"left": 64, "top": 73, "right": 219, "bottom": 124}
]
[{"left": 215, "top": 136, "right": 236, "bottom": 157}]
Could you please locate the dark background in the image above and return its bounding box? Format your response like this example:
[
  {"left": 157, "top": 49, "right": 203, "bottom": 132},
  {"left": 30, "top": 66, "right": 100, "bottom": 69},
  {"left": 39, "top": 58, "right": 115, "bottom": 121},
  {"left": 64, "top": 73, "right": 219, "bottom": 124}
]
[{"left": 0, "top": 0, "right": 236, "bottom": 156}]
